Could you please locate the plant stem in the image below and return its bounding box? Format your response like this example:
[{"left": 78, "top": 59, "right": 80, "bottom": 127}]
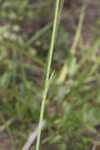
[{"left": 35, "top": 0, "right": 60, "bottom": 150}]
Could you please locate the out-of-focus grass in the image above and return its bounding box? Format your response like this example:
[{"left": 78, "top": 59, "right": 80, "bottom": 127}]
[{"left": 0, "top": 0, "right": 100, "bottom": 150}]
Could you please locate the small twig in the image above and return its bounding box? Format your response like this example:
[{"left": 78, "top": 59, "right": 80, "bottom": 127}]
[
  {"left": 92, "top": 140, "right": 100, "bottom": 150},
  {"left": 92, "top": 144, "right": 96, "bottom": 150},
  {"left": 22, "top": 120, "right": 45, "bottom": 150}
]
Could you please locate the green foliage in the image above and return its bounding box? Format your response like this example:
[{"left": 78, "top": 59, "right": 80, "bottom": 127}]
[{"left": 0, "top": 0, "right": 100, "bottom": 150}]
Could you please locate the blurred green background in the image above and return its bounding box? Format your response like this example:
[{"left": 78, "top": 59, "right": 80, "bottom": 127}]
[{"left": 0, "top": 0, "right": 100, "bottom": 150}]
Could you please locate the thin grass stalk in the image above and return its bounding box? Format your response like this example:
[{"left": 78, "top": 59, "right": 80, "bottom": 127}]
[
  {"left": 35, "top": 0, "right": 61, "bottom": 150},
  {"left": 71, "top": 6, "right": 86, "bottom": 54},
  {"left": 58, "top": 6, "right": 86, "bottom": 84}
]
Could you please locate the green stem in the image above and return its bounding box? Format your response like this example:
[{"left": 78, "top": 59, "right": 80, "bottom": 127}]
[{"left": 35, "top": 0, "right": 60, "bottom": 150}]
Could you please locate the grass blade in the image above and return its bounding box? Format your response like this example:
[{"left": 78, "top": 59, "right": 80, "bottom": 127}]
[{"left": 35, "top": 0, "right": 61, "bottom": 150}]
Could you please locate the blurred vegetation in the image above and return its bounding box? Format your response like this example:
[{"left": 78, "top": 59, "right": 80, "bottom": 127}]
[{"left": 0, "top": 0, "right": 100, "bottom": 150}]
